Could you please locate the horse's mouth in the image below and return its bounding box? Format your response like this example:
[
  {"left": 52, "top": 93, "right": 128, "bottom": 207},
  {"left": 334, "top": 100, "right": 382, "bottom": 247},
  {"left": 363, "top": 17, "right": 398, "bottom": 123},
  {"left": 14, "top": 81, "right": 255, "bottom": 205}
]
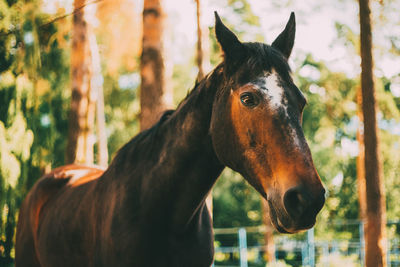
[
  {"left": 272, "top": 219, "right": 291, "bottom": 234},
  {"left": 268, "top": 201, "right": 303, "bottom": 234},
  {"left": 268, "top": 201, "right": 289, "bottom": 233}
]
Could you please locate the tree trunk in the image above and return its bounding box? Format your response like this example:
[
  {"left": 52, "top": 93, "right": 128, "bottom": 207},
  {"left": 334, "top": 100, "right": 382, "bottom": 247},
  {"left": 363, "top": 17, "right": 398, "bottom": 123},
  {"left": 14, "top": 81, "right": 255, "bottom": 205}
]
[
  {"left": 140, "top": 0, "right": 172, "bottom": 131},
  {"left": 358, "top": 0, "right": 387, "bottom": 266},
  {"left": 88, "top": 29, "right": 108, "bottom": 167},
  {"left": 195, "top": 0, "right": 204, "bottom": 81},
  {"left": 356, "top": 86, "right": 366, "bottom": 221},
  {"left": 195, "top": 0, "right": 211, "bottom": 82},
  {"left": 66, "top": 0, "right": 95, "bottom": 164}
]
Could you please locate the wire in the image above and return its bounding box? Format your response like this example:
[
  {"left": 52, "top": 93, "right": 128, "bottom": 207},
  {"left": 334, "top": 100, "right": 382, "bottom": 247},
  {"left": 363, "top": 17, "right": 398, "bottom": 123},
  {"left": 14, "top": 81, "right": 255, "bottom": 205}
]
[
  {"left": 40, "top": 0, "right": 104, "bottom": 28},
  {"left": 0, "top": 0, "right": 104, "bottom": 37}
]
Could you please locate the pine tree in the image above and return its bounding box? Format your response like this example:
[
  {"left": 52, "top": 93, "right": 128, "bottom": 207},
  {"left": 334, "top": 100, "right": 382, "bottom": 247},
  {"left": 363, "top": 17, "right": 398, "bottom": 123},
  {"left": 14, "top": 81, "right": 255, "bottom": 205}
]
[
  {"left": 66, "top": 0, "right": 95, "bottom": 164},
  {"left": 140, "top": 0, "right": 172, "bottom": 131},
  {"left": 358, "top": 0, "right": 387, "bottom": 266}
]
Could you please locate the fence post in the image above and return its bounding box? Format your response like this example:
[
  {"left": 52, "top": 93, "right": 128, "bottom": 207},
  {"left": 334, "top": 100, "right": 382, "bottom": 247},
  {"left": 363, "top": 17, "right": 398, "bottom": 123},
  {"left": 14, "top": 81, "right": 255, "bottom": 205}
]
[
  {"left": 322, "top": 242, "right": 329, "bottom": 267},
  {"left": 238, "top": 228, "right": 248, "bottom": 267},
  {"left": 394, "top": 239, "right": 399, "bottom": 267},
  {"left": 302, "top": 242, "right": 308, "bottom": 267},
  {"left": 307, "top": 228, "right": 315, "bottom": 267},
  {"left": 388, "top": 239, "right": 391, "bottom": 267},
  {"left": 359, "top": 221, "right": 365, "bottom": 267}
]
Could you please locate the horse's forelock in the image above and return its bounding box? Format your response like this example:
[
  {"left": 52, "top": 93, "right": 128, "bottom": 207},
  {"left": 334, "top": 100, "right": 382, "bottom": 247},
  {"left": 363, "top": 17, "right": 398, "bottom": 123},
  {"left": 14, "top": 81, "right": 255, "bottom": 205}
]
[{"left": 244, "top": 43, "right": 291, "bottom": 79}]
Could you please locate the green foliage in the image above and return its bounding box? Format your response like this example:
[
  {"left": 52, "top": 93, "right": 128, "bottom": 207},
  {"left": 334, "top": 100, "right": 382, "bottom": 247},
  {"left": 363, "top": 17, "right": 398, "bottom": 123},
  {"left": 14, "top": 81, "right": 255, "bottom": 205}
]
[
  {"left": 102, "top": 72, "right": 140, "bottom": 156},
  {"left": 317, "top": 253, "right": 361, "bottom": 267},
  {"left": 0, "top": 115, "right": 33, "bottom": 189},
  {"left": 266, "top": 260, "right": 292, "bottom": 267},
  {"left": 214, "top": 169, "right": 263, "bottom": 228},
  {"left": 297, "top": 56, "right": 360, "bottom": 227},
  {"left": 0, "top": 0, "right": 70, "bottom": 262}
]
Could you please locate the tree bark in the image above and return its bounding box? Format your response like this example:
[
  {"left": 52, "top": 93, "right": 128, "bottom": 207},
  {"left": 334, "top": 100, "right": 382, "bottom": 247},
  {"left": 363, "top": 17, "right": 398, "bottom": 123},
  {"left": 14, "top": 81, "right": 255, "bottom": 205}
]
[
  {"left": 195, "top": 0, "right": 211, "bottom": 82},
  {"left": 356, "top": 86, "right": 367, "bottom": 221},
  {"left": 195, "top": 0, "right": 204, "bottom": 81},
  {"left": 88, "top": 29, "right": 108, "bottom": 167},
  {"left": 358, "top": 0, "right": 387, "bottom": 266},
  {"left": 66, "top": 0, "right": 95, "bottom": 164},
  {"left": 140, "top": 0, "right": 172, "bottom": 131}
]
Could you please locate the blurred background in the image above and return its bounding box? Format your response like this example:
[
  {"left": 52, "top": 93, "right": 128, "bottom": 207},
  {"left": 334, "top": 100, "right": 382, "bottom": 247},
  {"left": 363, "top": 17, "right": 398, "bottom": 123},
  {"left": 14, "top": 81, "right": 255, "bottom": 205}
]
[{"left": 1, "top": 0, "right": 400, "bottom": 266}]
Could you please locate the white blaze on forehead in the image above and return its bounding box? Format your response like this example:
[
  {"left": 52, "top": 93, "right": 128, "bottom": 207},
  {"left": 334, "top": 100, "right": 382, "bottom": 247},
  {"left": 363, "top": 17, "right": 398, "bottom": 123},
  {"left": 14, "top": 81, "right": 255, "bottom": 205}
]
[
  {"left": 253, "top": 70, "right": 286, "bottom": 110},
  {"left": 265, "top": 71, "right": 285, "bottom": 108},
  {"left": 251, "top": 70, "right": 304, "bottom": 149}
]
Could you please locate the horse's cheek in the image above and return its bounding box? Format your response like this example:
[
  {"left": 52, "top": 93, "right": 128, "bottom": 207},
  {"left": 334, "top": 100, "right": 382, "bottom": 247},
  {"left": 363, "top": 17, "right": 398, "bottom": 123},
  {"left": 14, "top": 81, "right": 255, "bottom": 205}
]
[{"left": 210, "top": 103, "right": 238, "bottom": 167}]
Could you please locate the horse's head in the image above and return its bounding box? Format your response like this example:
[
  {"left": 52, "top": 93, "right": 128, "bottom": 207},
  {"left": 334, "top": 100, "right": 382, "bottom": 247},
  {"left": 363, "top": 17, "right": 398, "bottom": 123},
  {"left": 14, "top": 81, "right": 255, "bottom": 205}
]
[{"left": 210, "top": 12, "right": 325, "bottom": 233}]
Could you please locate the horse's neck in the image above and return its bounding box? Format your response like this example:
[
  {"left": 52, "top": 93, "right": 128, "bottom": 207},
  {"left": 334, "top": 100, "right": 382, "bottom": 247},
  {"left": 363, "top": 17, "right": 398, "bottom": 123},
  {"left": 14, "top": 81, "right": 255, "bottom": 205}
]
[
  {"left": 162, "top": 69, "right": 226, "bottom": 230},
  {"left": 149, "top": 67, "right": 225, "bottom": 230},
  {"left": 109, "top": 66, "right": 225, "bottom": 231}
]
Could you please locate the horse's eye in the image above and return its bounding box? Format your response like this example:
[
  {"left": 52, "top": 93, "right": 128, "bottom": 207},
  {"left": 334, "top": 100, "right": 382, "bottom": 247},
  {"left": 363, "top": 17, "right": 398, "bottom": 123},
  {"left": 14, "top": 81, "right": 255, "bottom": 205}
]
[{"left": 240, "top": 92, "right": 258, "bottom": 107}]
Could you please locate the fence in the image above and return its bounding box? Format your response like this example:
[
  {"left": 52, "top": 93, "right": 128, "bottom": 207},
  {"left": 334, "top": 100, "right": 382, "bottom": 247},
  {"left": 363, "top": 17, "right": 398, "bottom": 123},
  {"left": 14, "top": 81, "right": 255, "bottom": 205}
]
[{"left": 213, "top": 220, "right": 400, "bottom": 267}]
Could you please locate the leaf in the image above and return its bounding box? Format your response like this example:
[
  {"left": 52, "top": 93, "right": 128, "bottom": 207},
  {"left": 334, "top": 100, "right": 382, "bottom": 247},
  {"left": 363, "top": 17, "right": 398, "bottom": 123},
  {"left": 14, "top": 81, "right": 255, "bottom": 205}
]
[
  {"left": 6, "top": 113, "right": 34, "bottom": 160},
  {"left": 0, "top": 121, "right": 21, "bottom": 188}
]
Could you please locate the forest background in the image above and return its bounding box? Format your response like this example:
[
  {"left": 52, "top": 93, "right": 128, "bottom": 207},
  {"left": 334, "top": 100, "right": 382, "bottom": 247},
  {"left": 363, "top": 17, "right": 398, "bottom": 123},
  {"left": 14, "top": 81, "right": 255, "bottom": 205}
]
[{"left": 1, "top": 0, "right": 400, "bottom": 266}]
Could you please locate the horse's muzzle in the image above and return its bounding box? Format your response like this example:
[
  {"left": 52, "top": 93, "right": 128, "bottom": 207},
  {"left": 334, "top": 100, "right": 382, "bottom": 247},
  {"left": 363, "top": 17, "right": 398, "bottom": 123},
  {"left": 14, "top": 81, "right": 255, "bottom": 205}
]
[{"left": 283, "top": 185, "right": 325, "bottom": 230}]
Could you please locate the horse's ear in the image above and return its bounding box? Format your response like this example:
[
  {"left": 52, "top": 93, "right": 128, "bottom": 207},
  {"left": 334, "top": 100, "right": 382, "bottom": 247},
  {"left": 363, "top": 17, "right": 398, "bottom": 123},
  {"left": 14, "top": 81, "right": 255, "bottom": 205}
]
[
  {"left": 214, "top": 11, "right": 243, "bottom": 58},
  {"left": 272, "top": 12, "right": 296, "bottom": 59}
]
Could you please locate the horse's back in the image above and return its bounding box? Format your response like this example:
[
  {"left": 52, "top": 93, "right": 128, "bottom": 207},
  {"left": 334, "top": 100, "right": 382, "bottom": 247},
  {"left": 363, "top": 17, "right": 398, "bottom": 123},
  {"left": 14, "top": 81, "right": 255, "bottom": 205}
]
[{"left": 15, "top": 164, "right": 105, "bottom": 267}]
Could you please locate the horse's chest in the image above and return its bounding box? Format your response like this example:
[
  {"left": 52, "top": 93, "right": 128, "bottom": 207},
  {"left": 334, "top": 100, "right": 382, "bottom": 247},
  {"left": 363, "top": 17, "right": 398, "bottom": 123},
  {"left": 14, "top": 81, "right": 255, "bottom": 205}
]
[
  {"left": 128, "top": 216, "right": 214, "bottom": 266},
  {"left": 166, "top": 207, "right": 215, "bottom": 266},
  {"left": 166, "top": 229, "right": 214, "bottom": 267}
]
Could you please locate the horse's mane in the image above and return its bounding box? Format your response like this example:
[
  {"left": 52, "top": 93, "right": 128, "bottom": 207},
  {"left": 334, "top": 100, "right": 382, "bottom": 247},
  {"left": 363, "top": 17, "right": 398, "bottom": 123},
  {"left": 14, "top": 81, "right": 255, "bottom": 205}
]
[
  {"left": 108, "top": 109, "right": 175, "bottom": 173},
  {"left": 108, "top": 70, "right": 215, "bottom": 173}
]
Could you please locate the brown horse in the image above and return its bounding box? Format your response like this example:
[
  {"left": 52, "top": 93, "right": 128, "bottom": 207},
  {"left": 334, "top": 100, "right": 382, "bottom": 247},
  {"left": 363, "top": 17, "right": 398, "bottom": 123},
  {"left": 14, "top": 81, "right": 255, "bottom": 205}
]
[{"left": 16, "top": 12, "right": 325, "bottom": 267}]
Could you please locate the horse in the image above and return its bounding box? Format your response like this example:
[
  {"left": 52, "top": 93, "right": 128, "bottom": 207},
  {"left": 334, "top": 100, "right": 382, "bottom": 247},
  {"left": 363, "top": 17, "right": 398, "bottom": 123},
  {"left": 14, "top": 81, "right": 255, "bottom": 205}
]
[{"left": 16, "top": 12, "right": 325, "bottom": 267}]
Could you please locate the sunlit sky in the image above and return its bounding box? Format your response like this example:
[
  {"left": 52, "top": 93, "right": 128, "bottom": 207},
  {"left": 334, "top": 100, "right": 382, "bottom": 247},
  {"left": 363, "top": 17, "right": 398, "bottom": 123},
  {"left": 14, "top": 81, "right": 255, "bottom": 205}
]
[
  {"left": 42, "top": 0, "right": 400, "bottom": 88},
  {"left": 163, "top": 0, "right": 400, "bottom": 79}
]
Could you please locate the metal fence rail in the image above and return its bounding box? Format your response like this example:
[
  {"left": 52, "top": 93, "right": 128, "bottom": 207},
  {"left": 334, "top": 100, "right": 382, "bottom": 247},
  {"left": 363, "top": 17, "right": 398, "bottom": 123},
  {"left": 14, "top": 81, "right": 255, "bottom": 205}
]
[{"left": 213, "top": 220, "right": 400, "bottom": 267}]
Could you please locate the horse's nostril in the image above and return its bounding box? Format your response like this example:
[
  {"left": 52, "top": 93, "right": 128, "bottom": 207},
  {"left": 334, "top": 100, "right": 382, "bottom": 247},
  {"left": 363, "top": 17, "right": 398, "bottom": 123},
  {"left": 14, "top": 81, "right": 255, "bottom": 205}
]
[{"left": 283, "top": 187, "right": 309, "bottom": 219}]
